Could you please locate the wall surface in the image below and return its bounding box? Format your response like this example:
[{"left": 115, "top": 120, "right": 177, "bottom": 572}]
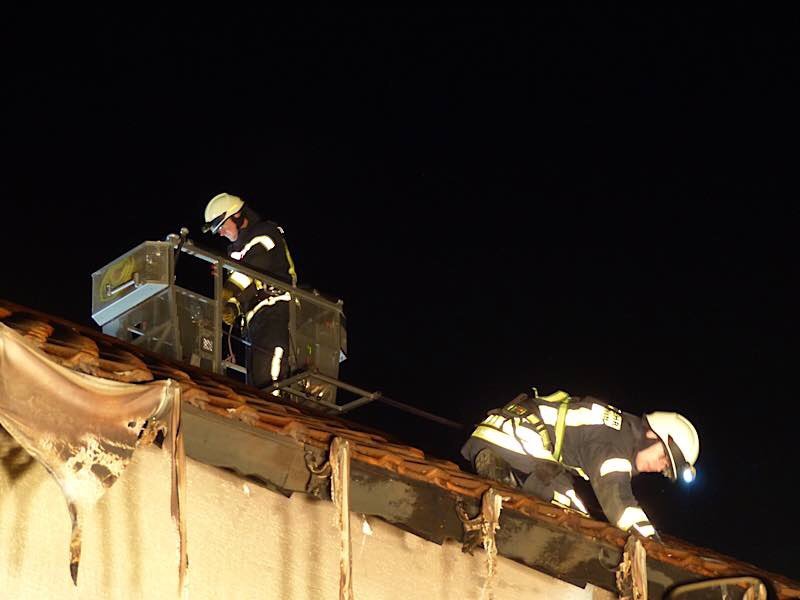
[{"left": 0, "top": 444, "right": 615, "bottom": 599}]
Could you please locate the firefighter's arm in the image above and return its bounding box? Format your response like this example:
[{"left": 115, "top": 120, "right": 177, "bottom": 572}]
[
  {"left": 588, "top": 454, "right": 659, "bottom": 539},
  {"left": 225, "top": 238, "right": 275, "bottom": 307},
  {"left": 235, "top": 230, "right": 281, "bottom": 277}
]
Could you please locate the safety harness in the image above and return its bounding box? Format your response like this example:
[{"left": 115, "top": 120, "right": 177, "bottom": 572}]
[{"left": 485, "top": 389, "right": 572, "bottom": 463}]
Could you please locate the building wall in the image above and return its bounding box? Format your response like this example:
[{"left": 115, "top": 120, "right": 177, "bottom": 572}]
[{"left": 0, "top": 445, "right": 615, "bottom": 600}]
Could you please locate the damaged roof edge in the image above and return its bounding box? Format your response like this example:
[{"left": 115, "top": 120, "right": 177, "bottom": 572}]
[
  {"left": 182, "top": 400, "right": 798, "bottom": 600},
  {"left": 2, "top": 298, "right": 799, "bottom": 599}
]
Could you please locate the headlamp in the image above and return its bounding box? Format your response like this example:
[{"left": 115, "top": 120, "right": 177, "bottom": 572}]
[
  {"left": 664, "top": 436, "right": 693, "bottom": 484},
  {"left": 681, "top": 465, "right": 696, "bottom": 484}
]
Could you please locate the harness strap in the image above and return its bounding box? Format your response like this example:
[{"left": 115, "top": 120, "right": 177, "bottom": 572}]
[
  {"left": 481, "top": 389, "right": 576, "bottom": 463},
  {"left": 552, "top": 399, "right": 570, "bottom": 462},
  {"left": 486, "top": 394, "right": 554, "bottom": 454}
]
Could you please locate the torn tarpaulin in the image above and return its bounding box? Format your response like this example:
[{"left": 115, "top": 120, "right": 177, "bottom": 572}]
[{"left": 0, "top": 323, "right": 186, "bottom": 591}]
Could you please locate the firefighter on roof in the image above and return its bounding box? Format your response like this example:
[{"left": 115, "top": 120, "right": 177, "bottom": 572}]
[
  {"left": 203, "top": 192, "right": 297, "bottom": 389},
  {"left": 461, "top": 390, "right": 699, "bottom": 539}
]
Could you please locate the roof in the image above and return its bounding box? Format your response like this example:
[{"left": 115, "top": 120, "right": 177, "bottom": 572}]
[{"left": 2, "top": 297, "right": 799, "bottom": 599}]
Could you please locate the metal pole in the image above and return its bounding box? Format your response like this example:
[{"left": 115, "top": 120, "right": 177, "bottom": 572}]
[
  {"left": 263, "top": 370, "right": 314, "bottom": 392},
  {"left": 294, "top": 372, "right": 378, "bottom": 401},
  {"left": 336, "top": 396, "right": 379, "bottom": 413},
  {"left": 180, "top": 240, "right": 344, "bottom": 315},
  {"left": 212, "top": 257, "right": 222, "bottom": 374},
  {"left": 173, "top": 237, "right": 460, "bottom": 429},
  {"left": 309, "top": 372, "right": 463, "bottom": 430},
  {"left": 199, "top": 325, "right": 462, "bottom": 427}
]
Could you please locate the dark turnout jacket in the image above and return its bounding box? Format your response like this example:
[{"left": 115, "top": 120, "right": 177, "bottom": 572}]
[
  {"left": 464, "top": 395, "right": 657, "bottom": 537},
  {"left": 224, "top": 220, "right": 296, "bottom": 322}
]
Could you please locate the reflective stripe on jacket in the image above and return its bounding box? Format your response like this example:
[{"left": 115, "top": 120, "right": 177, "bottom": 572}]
[{"left": 225, "top": 220, "right": 296, "bottom": 321}]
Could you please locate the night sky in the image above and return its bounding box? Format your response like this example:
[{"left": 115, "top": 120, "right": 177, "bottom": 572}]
[{"left": 2, "top": 8, "right": 798, "bottom": 580}]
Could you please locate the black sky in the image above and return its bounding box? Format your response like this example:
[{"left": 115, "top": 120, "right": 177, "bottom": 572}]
[{"left": 2, "top": 8, "right": 798, "bottom": 579}]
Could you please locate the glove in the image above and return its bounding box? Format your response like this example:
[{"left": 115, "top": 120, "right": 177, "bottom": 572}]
[{"left": 222, "top": 303, "right": 238, "bottom": 327}]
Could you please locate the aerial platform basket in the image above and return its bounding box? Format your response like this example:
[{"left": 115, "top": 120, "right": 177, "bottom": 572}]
[{"left": 91, "top": 235, "right": 347, "bottom": 406}]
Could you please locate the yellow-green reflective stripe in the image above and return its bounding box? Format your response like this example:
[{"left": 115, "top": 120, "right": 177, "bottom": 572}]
[
  {"left": 229, "top": 271, "right": 252, "bottom": 290},
  {"left": 553, "top": 490, "right": 570, "bottom": 506},
  {"left": 600, "top": 458, "right": 632, "bottom": 477},
  {"left": 553, "top": 401, "right": 569, "bottom": 461},
  {"left": 565, "top": 489, "right": 588, "bottom": 515},
  {"left": 617, "top": 506, "right": 648, "bottom": 531},
  {"left": 270, "top": 346, "right": 284, "bottom": 381},
  {"left": 634, "top": 523, "right": 656, "bottom": 538},
  {"left": 230, "top": 235, "right": 276, "bottom": 261},
  {"left": 244, "top": 235, "right": 276, "bottom": 255},
  {"left": 245, "top": 292, "right": 292, "bottom": 323},
  {"left": 471, "top": 418, "right": 557, "bottom": 462},
  {"left": 538, "top": 390, "right": 569, "bottom": 403},
  {"left": 538, "top": 403, "right": 611, "bottom": 427}
]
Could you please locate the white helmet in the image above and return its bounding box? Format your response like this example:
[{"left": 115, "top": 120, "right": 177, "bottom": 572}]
[
  {"left": 202, "top": 193, "right": 245, "bottom": 234},
  {"left": 644, "top": 412, "right": 700, "bottom": 483}
]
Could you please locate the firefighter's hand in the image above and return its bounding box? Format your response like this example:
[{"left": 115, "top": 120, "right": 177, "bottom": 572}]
[{"left": 222, "top": 304, "right": 238, "bottom": 327}]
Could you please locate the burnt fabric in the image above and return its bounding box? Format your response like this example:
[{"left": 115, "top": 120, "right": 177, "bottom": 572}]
[{"left": 0, "top": 323, "right": 185, "bottom": 589}]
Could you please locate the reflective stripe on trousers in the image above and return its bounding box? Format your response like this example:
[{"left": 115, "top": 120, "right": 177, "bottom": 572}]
[
  {"left": 244, "top": 302, "right": 289, "bottom": 389},
  {"left": 471, "top": 415, "right": 558, "bottom": 462}
]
